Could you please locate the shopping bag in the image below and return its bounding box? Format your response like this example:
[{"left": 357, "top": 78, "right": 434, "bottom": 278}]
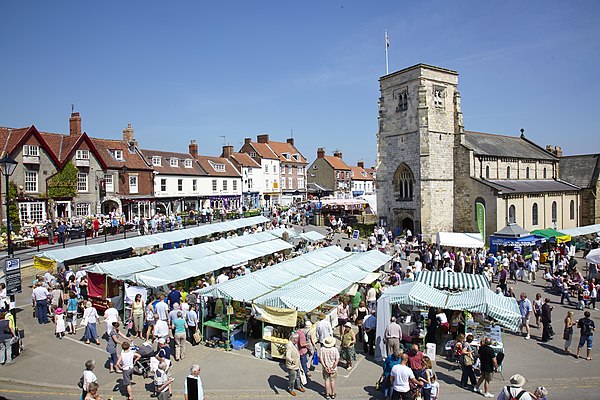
[
  {"left": 193, "top": 330, "right": 202, "bottom": 344},
  {"left": 79, "top": 317, "right": 88, "bottom": 327},
  {"left": 363, "top": 332, "right": 369, "bottom": 342},
  {"left": 299, "top": 368, "right": 307, "bottom": 385},
  {"left": 312, "top": 352, "right": 319, "bottom": 366}
]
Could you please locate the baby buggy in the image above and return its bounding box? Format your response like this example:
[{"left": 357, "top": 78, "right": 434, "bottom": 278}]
[{"left": 132, "top": 341, "right": 156, "bottom": 379}]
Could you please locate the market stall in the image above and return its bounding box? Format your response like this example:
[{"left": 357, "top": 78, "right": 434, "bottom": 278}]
[
  {"left": 436, "top": 232, "right": 484, "bottom": 249},
  {"left": 489, "top": 223, "right": 545, "bottom": 256},
  {"left": 413, "top": 270, "right": 490, "bottom": 291},
  {"left": 375, "top": 282, "right": 520, "bottom": 360}
]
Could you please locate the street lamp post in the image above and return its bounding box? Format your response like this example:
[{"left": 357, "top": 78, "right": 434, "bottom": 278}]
[{"left": 0, "top": 154, "right": 19, "bottom": 328}]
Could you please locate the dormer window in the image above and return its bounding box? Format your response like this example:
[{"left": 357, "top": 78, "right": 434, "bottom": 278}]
[
  {"left": 169, "top": 158, "right": 178, "bottom": 167},
  {"left": 361, "top": 171, "right": 367, "bottom": 177},
  {"left": 109, "top": 149, "right": 124, "bottom": 161},
  {"left": 283, "top": 153, "right": 291, "bottom": 160},
  {"left": 76, "top": 150, "right": 89, "bottom": 160},
  {"left": 250, "top": 152, "right": 256, "bottom": 158},
  {"left": 23, "top": 145, "right": 39, "bottom": 156},
  {"left": 292, "top": 154, "right": 299, "bottom": 161},
  {"left": 152, "top": 156, "right": 162, "bottom": 166},
  {"left": 208, "top": 160, "right": 225, "bottom": 172},
  {"left": 184, "top": 159, "right": 193, "bottom": 168}
]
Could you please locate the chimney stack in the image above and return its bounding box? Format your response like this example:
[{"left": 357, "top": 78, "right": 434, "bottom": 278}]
[
  {"left": 122, "top": 124, "right": 137, "bottom": 147},
  {"left": 545, "top": 145, "right": 563, "bottom": 158},
  {"left": 357, "top": 160, "right": 364, "bottom": 169},
  {"left": 69, "top": 112, "right": 81, "bottom": 136},
  {"left": 287, "top": 137, "right": 295, "bottom": 146},
  {"left": 333, "top": 150, "right": 343, "bottom": 159},
  {"left": 317, "top": 148, "right": 325, "bottom": 159},
  {"left": 222, "top": 145, "right": 234, "bottom": 158},
  {"left": 257, "top": 134, "right": 269, "bottom": 143},
  {"left": 244, "top": 137, "right": 251, "bottom": 145},
  {"left": 189, "top": 139, "right": 198, "bottom": 160}
]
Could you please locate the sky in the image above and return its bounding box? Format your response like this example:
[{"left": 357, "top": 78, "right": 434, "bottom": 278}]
[{"left": 1, "top": 1, "right": 599, "bottom": 168}]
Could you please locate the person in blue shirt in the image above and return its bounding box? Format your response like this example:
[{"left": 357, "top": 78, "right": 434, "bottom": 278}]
[
  {"left": 380, "top": 349, "right": 402, "bottom": 398},
  {"left": 167, "top": 286, "right": 182, "bottom": 310}
]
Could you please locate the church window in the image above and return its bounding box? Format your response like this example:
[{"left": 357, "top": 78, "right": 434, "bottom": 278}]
[
  {"left": 570, "top": 200, "right": 575, "bottom": 220},
  {"left": 508, "top": 205, "right": 516, "bottom": 224},
  {"left": 543, "top": 168, "right": 547, "bottom": 179},
  {"left": 395, "top": 89, "right": 408, "bottom": 112},
  {"left": 526, "top": 167, "right": 530, "bottom": 179},
  {"left": 532, "top": 203, "right": 538, "bottom": 226},
  {"left": 485, "top": 166, "right": 490, "bottom": 179},
  {"left": 506, "top": 166, "right": 511, "bottom": 179},
  {"left": 393, "top": 164, "right": 414, "bottom": 201},
  {"left": 433, "top": 86, "right": 445, "bottom": 108},
  {"left": 551, "top": 201, "right": 557, "bottom": 223}
]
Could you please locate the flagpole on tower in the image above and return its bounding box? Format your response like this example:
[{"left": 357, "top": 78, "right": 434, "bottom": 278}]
[{"left": 385, "top": 30, "right": 390, "bottom": 75}]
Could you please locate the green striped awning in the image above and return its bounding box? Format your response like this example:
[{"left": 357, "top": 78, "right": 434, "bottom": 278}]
[
  {"left": 414, "top": 271, "right": 490, "bottom": 290},
  {"left": 447, "top": 288, "right": 521, "bottom": 331}
]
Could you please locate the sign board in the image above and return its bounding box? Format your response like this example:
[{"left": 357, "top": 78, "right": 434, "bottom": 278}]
[
  {"left": 476, "top": 202, "right": 486, "bottom": 242},
  {"left": 352, "top": 229, "right": 360, "bottom": 240},
  {"left": 4, "top": 258, "right": 22, "bottom": 295},
  {"left": 316, "top": 201, "right": 322, "bottom": 209}
]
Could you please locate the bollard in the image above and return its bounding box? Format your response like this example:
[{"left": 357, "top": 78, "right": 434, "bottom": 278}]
[
  {"left": 104, "top": 229, "right": 107, "bottom": 242},
  {"left": 123, "top": 227, "right": 127, "bottom": 239}
]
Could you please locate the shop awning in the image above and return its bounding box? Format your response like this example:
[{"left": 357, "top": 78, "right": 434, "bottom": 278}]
[
  {"left": 559, "top": 224, "right": 600, "bottom": 238},
  {"left": 414, "top": 270, "right": 490, "bottom": 290},
  {"left": 378, "top": 281, "right": 450, "bottom": 309},
  {"left": 530, "top": 228, "right": 571, "bottom": 243},
  {"left": 436, "top": 232, "right": 484, "bottom": 249},
  {"left": 35, "top": 215, "right": 269, "bottom": 264}
]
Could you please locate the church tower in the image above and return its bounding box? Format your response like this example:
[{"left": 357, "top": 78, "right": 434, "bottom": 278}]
[{"left": 376, "top": 64, "right": 463, "bottom": 239}]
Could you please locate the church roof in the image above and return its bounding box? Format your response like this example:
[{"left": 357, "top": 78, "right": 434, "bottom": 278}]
[
  {"left": 559, "top": 154, "right": 600, "bottom": 189},
  {"left": 474, "top": 178, "right": 579, "bottom": 194},
  {"left": 463, "top": 131, "right": 556, "bottom": 161}
]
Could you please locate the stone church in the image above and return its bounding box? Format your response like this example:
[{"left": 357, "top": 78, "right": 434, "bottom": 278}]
[{"left": 376, "top": 64, "right": 580, "bottom": 241}]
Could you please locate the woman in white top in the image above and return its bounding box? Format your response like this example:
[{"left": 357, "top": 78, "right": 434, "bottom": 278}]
[
  {"left": 104, "top": 302, "right": 120, "bottom": 336},
  {"left": 83, "top": 301, "right": 100, "bottom": 345},
  {"left": 116, "top": 341, "right": 140, "bottom": 400},
  {"left": 81, "top": 359, "right": 98, "bottom": 399}
]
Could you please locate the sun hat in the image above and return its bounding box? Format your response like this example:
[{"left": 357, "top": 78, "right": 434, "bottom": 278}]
[
  {"left": 56, "top": 308, "right": 63, "bottom": 314},
  {"left": 158, "top": 338, "right": 166, "bottom": 344},
  {"left": 318, "top": 313, "right": 326, "bottom": 320},
  {"left": 323, "top": 337, "right": 336, "bottom": 348},
  {"left": 509, "top": 374, "right": 526, "bottom": 387},
  {"left": 345, "top": 322, "right": 352, "bottom": 328}
]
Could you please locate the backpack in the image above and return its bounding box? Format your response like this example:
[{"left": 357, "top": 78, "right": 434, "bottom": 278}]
[
  {"left": 580, "top": 319, "right": 593, "bottom": 336},
  {"left": 505, "top": 386, "right": 526, "bottom": 400}
]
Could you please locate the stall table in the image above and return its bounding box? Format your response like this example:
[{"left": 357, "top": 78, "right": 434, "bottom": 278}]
[{"left": 204, "top": 317, "right": 247, "bottom": 342}]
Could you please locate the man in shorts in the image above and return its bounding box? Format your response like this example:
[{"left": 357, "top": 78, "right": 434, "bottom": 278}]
[
  {"left": 320, "top": 337, "right": 340, "bottom": 400},
  {"left": 576, "top": 311, "right": 595, "bottom": 360},
  {"left": 475, "top": 337, "right": 497, "bottom": 398}
]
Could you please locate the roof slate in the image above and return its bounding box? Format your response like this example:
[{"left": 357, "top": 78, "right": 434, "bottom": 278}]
[
  {"left": 229, "top": 152, "right": 260, "bottom": 168},
  {"left": 350, "top": 166, "right": 372, "bottom": 181},
  {"left": 90, "top": 137, "right": 151, "bottom": 170},
  {"left": 475, "top": 178, "right": 579, "bottom": 194},
  {"left": 559, "top": 154, "right": 600, "bottom": 189},
  {"left": 196, "top": 156, "right": 241, "bottom": 177},
  {"left": 140, "top": 149, "right": 206, "bottom": 176},
  {"left": 463, "top": 131, "right": 556, "bottom": 161},
  {"left": 249, "top": 142, "right": 279, "bottom": 159},
  {"left": 266, "top": 141, "right": 307, "bottom": 164}
]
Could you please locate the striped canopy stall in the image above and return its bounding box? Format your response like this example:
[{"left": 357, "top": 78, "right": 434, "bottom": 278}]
[
  {"left": 446, "top": 288, "right": 521, "bottom": 332},
  {"left": 414, "top": 270, "right": 490, "bottom": 291},
  {"left": 379, "top": 281, "right": 449, "bottom": 309}
]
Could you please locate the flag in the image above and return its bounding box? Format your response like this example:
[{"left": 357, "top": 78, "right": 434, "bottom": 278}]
[{"left": 386, "top": 30, "right": 390, "bottom": 48}]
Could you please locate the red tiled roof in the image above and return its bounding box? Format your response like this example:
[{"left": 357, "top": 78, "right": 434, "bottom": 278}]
[
  {"left": 90, "top": 137, "right": 151, "bottom": 171},
  {"left": 248, "top": 142, "right": 279, "bottom": 159},
  {"left": 323, "top": 155, "right": 351, "bottom": 170},
  {"left": 196, "top": 156, "right": 241, "bottom": 177},
  {"left": 265, "top": 141, "right": 308, "bottom": 164},
  {"left": 350, "top": 166, "right": 372, "bottom": 181},
  {"left": 229, "top": 152, "right": 260, "bottom": 168},
  {"left": 140, "top": 149, "right": 206, "bottom": 176}
]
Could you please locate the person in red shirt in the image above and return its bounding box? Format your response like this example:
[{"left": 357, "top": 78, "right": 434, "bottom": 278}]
[
  {"left": 93, "top": 218, "right": 100, "bottom": 238},
  {"left": 407, "top": 344, "right": 424, "bottom": 375}
]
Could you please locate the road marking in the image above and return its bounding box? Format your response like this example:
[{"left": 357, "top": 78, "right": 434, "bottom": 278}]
[
  {"left": 0, "top": 388, "right": 80, "bottom": 397},
  {"left": 62, "top": 335, "right": 107, "bottom": 354}
]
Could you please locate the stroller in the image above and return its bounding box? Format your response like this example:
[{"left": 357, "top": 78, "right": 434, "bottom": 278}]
[{"left": 132, "top": 341, "right": 156, "bottom": 379}]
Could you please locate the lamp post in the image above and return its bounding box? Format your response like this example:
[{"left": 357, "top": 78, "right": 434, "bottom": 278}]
[{"left": 0, "top": 154, "right": 19, "bottom": 329}]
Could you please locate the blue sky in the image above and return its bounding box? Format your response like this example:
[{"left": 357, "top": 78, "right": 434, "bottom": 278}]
[{"left": 1, "top": 1, "right": 598, "bottom": 167}]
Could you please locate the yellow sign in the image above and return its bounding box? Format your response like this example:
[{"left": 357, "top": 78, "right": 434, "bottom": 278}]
[
  {"left": 252, "top": 304, "right": 298, "bottom": 327},
  {"left": 33, "top": 256, "right": 55, "bottom": 271}
]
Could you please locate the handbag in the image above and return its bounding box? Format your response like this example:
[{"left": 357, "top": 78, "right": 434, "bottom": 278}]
[
  {"left": 77, "top": 375, "right": 84, "bottom": 389},
  {"left": 312, "top": 351, "right": 319, "bottom": 366},
  {"left": 363, "top": 332, "right": 369, "bottom": 342},
  {"left": 79, "top": 317, "right": 88, "bottom": 327},
  {"left": 463, "top": 352, "right": 474, "bottom": 366},
  {"left": 299, "top": 368, "right": 307, "bottom": 385},
  {"left": 563, "top": 329, "right": 570, "bottom": 341}
]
